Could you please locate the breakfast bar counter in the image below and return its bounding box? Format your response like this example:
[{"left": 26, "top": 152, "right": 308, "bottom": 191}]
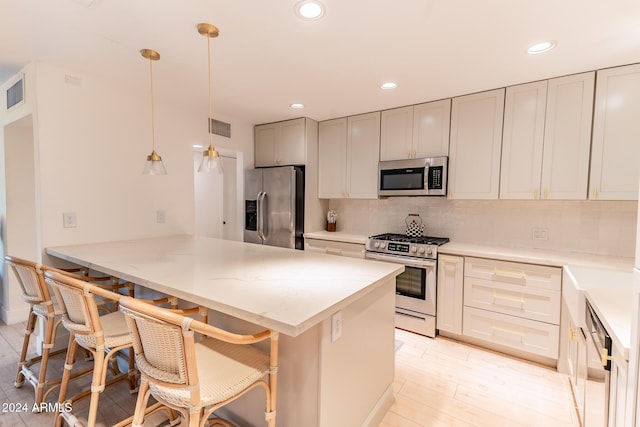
[{"left": 46, "top": 235, "right": 403, "bottom": 427}]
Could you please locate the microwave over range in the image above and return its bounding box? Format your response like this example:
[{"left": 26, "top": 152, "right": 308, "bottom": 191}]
[{"left": 378, "top": 156, "right": 448, "bottom": 197}]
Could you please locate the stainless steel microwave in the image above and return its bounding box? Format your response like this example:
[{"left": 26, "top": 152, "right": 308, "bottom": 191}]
[{"left": 378, "top": 156, "right": 448, "bottom": 197}]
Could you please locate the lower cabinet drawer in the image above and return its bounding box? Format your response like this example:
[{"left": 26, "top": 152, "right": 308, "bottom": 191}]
[
  {"left": 463, "top": 307, "right": 559, "bottom": 359},
  {"left": 304, "top": 239, "right": 365, "bottom": 259},
  {"left": 464, "top": 277, "right": 561, "bottom": 325}
]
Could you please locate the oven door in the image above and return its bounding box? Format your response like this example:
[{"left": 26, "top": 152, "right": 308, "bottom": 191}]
[{"left": 364, "top": 252, "right": 436, "bottom": 316}]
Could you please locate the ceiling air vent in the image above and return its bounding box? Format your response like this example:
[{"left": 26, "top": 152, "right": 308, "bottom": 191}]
[
  {"left": 209, "top": 118, "right": 231, "bottom": 138},
  {"left": 6, "top": 75, "right": 24, "bottom": 111}
]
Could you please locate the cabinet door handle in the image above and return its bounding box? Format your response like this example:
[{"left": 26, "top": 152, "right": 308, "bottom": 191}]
[
  {"left": 601, "top": 348, "right": 614, "bottom": 367},
  {"left": 533, "top": 188, "right": 539, "bottom": 199},
  {"left": 568, "top": 327, "right": 576, "bottom": 341},
  {"left": 543, "top": 188, "right": 549, "bottom": 199},
  {"left": 592, "top": 188, "right": 599, "bottom": 199}
]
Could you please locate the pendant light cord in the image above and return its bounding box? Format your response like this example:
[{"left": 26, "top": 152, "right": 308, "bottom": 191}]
[
  {"left": 149, "top": 56, "right": 156, "bottom": 153},
  {"left": 207, "top": 34, "right": 213, "bottom": 147}
]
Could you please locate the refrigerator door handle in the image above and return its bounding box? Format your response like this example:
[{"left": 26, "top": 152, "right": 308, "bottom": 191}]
[{"left": 257, "top": 191, "right": 268, "bottom": 241}]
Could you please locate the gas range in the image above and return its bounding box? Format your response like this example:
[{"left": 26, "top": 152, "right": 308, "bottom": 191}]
[{"left": 365, "top": 233, "right": 449, "bottom": 260}]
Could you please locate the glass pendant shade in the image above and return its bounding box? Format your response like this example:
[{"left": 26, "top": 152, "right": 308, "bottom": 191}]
[
  {"left": 197, "top": 23, "right": 223, "bottom": 175},
  {"left": 143, "top": 150, "right": 168, "bottom": 175},
  {"left": 141, "top": 49, "right": 167, "bottom": 175}
]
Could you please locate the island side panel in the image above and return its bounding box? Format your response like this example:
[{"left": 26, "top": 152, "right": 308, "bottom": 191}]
[{"left": 319, "top": 277, "right": 396, "bottom": 427}]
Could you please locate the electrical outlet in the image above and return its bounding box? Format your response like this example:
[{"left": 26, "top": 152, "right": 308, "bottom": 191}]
[
  {"left": 156, "top": 210, "right": 166, "bottom": 223},
  {"left": 63, "top": 212, "right": 77, "bottom": 228},
  {"left": 331, "top": 311, "right": 342, "bottom": 343},
  {"left": 532, "top": 227, "right": 549, "bottom": 241}
]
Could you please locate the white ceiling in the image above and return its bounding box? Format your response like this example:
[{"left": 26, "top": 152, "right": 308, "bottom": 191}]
[{"left": 2, "top": 0, "right": 640, "bottom": 125}]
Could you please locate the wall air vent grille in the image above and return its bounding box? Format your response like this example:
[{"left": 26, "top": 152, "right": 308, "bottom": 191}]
[
  {"left": 6, "top": 76, "right": 24, "bottom": 110},
  {"left": 209, "top": 118, "right": 231, "bottom": 138}
]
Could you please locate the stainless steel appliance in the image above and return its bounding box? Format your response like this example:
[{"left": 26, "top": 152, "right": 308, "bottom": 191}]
[
  {"left": 244, "top": 166, "right": 304, "bottom": 250},
  {"left": 365, "top": 233, "right": 449, "bottom": 337},
  {"left": 378, "top": 156, "right": 448, "bottom": 197},
  {"left": 584, "top": 300, "right": 612, "bottom": 426}
]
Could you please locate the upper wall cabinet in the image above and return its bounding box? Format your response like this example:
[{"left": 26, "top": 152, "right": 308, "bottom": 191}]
[
  {"left": 500, "top": 81, "right": 548, "bottom": 199},
  {"left": 255, "top": 117, "right": 307, "bottom": 167},
  {"left": 380, "top": 99, "right": 451, "bottom": 161},
  {"left": 449, "top": 88, "right": 505, "bottom": 199},
  {"left": 590, "top": 64, "right": 640, "bottom": 200},
  {"left": 318, "top": 112, "right": 381, "bottom": 199},
  {"left": 541, "top": 72, "right": 595, "bottom": 200}
]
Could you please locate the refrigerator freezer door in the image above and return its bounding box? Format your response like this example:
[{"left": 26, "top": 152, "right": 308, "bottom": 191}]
[
  {"left": 262, "top": 166, "right": 297, "bottom": 249},
  {"left": 244, "top": 169, "right": 263, "bottom": 244}
]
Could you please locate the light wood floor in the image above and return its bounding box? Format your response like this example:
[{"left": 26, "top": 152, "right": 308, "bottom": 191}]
[{"left": 0, "top": 320, "right": 579, "bottom": 426}]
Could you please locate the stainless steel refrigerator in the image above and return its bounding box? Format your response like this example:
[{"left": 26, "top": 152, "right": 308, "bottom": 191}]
[{"left": 244, "top": 166, "right": 304, "bottom": 249}]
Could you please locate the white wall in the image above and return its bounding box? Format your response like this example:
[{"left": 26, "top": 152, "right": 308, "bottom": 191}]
[
  {"left": 329, "top": 198, "right": 637, "bottom": 257},
  {"left": 0, "top": 61, "right": 255, "bottom": 322}
]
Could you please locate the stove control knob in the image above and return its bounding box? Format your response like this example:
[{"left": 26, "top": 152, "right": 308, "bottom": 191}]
[
  {"left": 374, "top": 242, "right": 380, "bottom": 248},
  {"left": 426, "top": 247, "right": 433, "bottom": 256},
  {"left": 380, "top": 243, "right": 386, "bottom": 249},
  {"left": 411, "top": 246, "right": 417, "bottom": 254},
  {"left": 418, "top": 247, "right": 426, "bottom": 255}
]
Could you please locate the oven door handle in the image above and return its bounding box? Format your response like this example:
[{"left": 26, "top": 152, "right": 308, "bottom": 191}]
[{"left": 365, "top": 252, "right": 436, "bottom": 268}]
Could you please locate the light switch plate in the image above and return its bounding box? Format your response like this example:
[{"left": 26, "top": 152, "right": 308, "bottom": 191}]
[
  {"left": 156, "top": 210, "right": 166, "bottom": 223},
  {"left": 63, "top": 212, "right": 77, "bottom": 228},
  {"left": 331, "top": 311, "right": 342, "bottom": 343}
]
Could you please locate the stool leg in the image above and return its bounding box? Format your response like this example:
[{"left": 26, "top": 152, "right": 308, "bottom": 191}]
[
  {"left": 34, "top": 313, "right": 56, "bottom": 405},
  {"left": 58, "top": 333, "right": 79, "bottom": 407},
  {"left": 86, "top": 349, "right": 106, "bottom": 427},
  {"left": 15, "top": 308, "right": 36, "bottom": 388},
  {"left": 131, "top": 378, "right": 151, "bottom": 427}
]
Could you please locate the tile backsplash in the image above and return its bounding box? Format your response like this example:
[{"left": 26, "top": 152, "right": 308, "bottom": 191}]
[{"left": 328, "top": 198, "right": 637, "bottom": 257}]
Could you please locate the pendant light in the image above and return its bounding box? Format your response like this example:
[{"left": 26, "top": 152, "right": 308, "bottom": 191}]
[
  {"left": 141, "top": 49, "right": 167, "bottom": 175},
  {"left": 197, "top": 23, "right": 223, "bottom": 174}
]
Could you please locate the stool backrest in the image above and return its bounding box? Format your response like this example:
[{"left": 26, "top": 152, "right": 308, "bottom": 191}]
[
  {"left": 4, "top": 255, "right": 49, "bottom": 305},
  {"left": 118, "top": 297, "right": 198, "bottom": 402}
]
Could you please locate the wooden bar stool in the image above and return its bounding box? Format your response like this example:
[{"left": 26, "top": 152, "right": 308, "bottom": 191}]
[
  {"left": 4, "top": 255, "right": 119, "bottom": 408},
  {"left": 118, "top": 295, "right": 279, "bottom": 427},
  {"left": 44, "top": 269, "right": 203, "bottom": 426}
]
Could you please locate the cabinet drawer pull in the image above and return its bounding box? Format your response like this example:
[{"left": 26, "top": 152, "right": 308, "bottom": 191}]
[
  {"left": 492, "top": 325, "right": 524, "bottom": 339},
  {"left": 492, "top": 292, "right": 525, "bottom": 306},
  {"left": 492, "top": 269, "right": 526, "bottom": 285},
  {"left": 326, "top": 247, "right": 342, "bottom": 255}
]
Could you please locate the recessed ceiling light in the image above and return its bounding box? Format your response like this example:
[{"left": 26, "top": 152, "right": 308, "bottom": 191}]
[
  {"left": 290, "top": 103, "right": 305, "bottom": 109},
  {"left": 380, "top": 82, "right": 398, "bottom": 90},
  {"left": 527, "top": 40, "right": 557, "bottom": 55},
  {"left": 295, "top": 0, "right": 325, "bottom": 20},
  {"left": 193, "top": 144, "right": 204, "bottom": 149}
]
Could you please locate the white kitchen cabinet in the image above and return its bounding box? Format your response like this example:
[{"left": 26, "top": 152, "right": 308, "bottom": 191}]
[
  {"left": 380, "top": 99, "right": 451, "bottom": 161},
  {"left": 560, "top": 301, "right": 587, "bottom": 426},
  {"left": 462, "top": 257, "right": 562, "bottom": 360},
  {"left": 318, "top": 112, "right": 380, "bottom": 199},
  {"left": 541, "top": 72, "right": 595, "bottom": 200},
  {"left": 255, "top": 117, "right": 307, "bottom": 167},
  {"left": 609, "top": 344, "right": 628, "bottom": 427},
  {"left": 499, "top": 81, "right": 548, "bottom": 199},
  {"left": 449, "top": 88, "right": 505, "bottom": 199},
  {"left": 590, "top": 63, "right": 640, "bottom": 200},
  {"left": 305, "top": 238, "right": 365, "bottom": 259},
  {"left": 436, "top": 255, "right": 464, "bottom": 335}
]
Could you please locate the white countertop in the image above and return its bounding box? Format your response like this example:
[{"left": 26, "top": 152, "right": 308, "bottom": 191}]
[
  {"left": 46, "top": 235, "right": 403, "bottom": 337},
  {"left": 564, "top": 265, "right": 635, "bottom": 359},
  {"left": 439, "top": 242, "right": 634, "bottom": 269},
  {"left": 439, "top": 241, "right": 635, "bottom": 358},
  {"left": 304, "top": 231, "right": 368, "bottom": 245}
]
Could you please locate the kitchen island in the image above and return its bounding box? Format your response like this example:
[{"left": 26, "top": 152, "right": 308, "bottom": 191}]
[{"left": 46, "top": 235, "right": 403, "bottom": 427}]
